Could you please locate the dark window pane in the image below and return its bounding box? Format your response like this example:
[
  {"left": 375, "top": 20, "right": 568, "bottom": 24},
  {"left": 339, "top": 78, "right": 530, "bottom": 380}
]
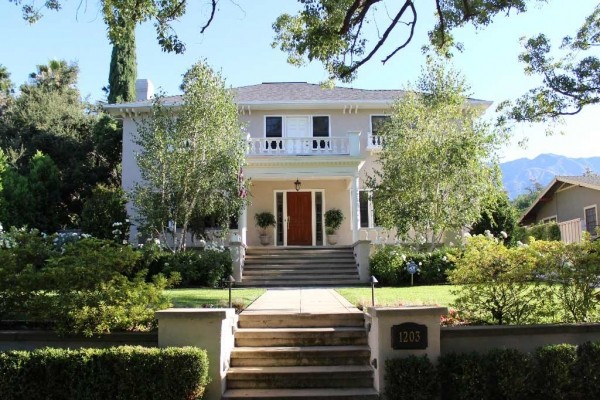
[
  {"left": 316, "top": 192, "right": 323, "bottom": 244},
  {"left": 312, "top": 116, "right": 329, "bottom": 137},
  {"left": 266, "top": 117, "right": 282, "bottom": 137},
  {"left": 359, "top": 191, "right": 369, "bottom": 228},
  {"left": 585, "top": 207, "right": 597, "bottom": 233},
  {"left": 371, "top": 115, "right": 391, "bottom": 134}
]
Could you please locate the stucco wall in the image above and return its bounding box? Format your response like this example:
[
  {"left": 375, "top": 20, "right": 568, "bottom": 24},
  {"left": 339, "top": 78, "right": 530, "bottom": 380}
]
[{"left": 536, "top": 186, "right": 600, "bottom": 223}]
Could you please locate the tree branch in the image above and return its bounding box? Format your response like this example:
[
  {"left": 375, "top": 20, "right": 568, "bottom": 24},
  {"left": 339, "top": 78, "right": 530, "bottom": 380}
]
[
  {"left": 200, "top": 0, "right": 217, "bottom": 34},
  {"left": 340, "top": 0, "right": 413, "bottom": 79},
  {"left": 382, "top": 2, "right": 416, "bottom": 64}
]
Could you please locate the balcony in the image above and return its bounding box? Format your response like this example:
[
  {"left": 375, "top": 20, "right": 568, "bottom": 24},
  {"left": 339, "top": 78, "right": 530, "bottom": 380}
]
[
  {"left": 246, "top": 131, "right": 362, "bottom": 157},
  {"left": 366, "top": 132, "right": 383, "bottom": 151}
]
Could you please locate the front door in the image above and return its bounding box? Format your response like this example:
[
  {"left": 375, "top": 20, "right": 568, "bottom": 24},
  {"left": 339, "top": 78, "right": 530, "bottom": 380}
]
[{"left": 286, "top": 192, "right": 312, "bottom": 245}]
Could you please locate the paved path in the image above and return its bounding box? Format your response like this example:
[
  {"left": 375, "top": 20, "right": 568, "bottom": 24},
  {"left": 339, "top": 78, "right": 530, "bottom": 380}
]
[{"left": 243, "top": 288, "right": 361, "bottom": 314}]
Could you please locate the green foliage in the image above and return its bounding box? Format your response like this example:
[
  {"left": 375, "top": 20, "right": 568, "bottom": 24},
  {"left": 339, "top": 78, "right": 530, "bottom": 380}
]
[
  {"left": 0, "top": 346, "right": 209, "bottom": 400},
  {"left": 254, "top": 212, "right": 276, "bottom": 229},
  {"left": 512, "top": 180, "right": 544, "bottom": 214},
  {"left": 0, "top": 60, "right": 121, "bottom": 229},
  {"left": 530, "top": 344, "right": 577, "bottom": 399},
  {"left": 499, "top": 5, "right": 600, "bottom": 125},
  {"left": 572, "top": 341, "right": 600, "bottom": 398},
  {"left": 438, "top": 352, "right": 487, "bottom": 400},
  {"left": 1, "top": 151, "right": 62, "bottom": 232},
  {"left": 369, "top": 58, "right": 504, "bottom": 247},
  {"left": 324, "top": 208, "right": 344, "bottom": 234},
  {"left": 448, "top": 235, "right": 554, "bottom": 325},
  {"left": 273, "top": 0, "right": 536, "bottom": 81},
  {"left": 81, "top": 184, "right": 129, "bottom": 242},
  {"left": 107, "top": 19, "right": 137, "bottom": 104},
  {"left": 384, "top": 355, "right": 438, "bottom": 400},
  {"left": 526, "top": 222, "right": 561, "bottom": 241},
  {"left": 369, "top": 245, "right": 456, "bottom": 286},
  {"left": 133, "top": 61, "right": 247, "bottom": 252},
  {"left": 471, "top": 192, "right": 518, "bottom": 244},
  {"left": 156, "top": 248, "right": 233, "bottom": 288},
  {"left": 0, "top": 231, "right": 176, "bottom": 336}
]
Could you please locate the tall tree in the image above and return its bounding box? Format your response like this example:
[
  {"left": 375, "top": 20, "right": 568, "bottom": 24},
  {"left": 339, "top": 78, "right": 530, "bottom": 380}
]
[
  {"left": 133, "top": 60, "right": 247, "bottom": 252},
  {"left": 369, "top": 57, "right": 504, "bottom": 246},
  {"left": 107, "top": 12, "right": 138, "bottom": 104},
  {"left": 0, "top": 65, "right": 13, "bottom": 116},
  {"left": 499, "top": 4, "right": 600, "bottom": 124}
]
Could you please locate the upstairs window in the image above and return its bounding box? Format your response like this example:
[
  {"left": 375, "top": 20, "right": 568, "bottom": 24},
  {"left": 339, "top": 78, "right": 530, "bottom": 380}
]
[
  {"left": 312, "top": 116, "right": 329, "bottom": 137},
  {"left": 265, "top": 116, "right": 283, "bottom": 137},
  {"left": 585, "top": 205, "right": 598, "bottom": 234},
  {"left": 371, "top": 115, "right": 391, "bottom": 134}
]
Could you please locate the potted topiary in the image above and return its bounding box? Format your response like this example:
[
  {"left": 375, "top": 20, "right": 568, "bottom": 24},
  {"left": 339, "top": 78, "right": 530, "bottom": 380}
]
[
  {"left": 325, "top": 208, "right": 344, "bottom": 245},
  {"left": 254, "top": 211, "right": 276, "bottom": 246}
]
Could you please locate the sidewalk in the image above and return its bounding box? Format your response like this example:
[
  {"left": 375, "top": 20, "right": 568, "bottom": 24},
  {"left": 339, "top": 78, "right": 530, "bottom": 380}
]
[{"left": 243, "top": 288, "right": 361, "bottom": 314}]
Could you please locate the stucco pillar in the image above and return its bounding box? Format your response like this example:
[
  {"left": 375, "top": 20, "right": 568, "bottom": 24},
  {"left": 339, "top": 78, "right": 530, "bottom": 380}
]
[
  {"left": 351, "top": 175, "right": 361, "bottom": 242},
  {"left": 156, "top": 309, "right": 238, "bottom": 400},
  {"left": 366, "top": 306, "right": 448, "bottom": 394},
  {"left": 229, "top": 239, "right": 245, "bottom": 282},
  {"left": 353, "top": 239, "right": 371, "bottom": 283},
  {"left": 239, "top": 206, "right": 248, "bottom": 246}
]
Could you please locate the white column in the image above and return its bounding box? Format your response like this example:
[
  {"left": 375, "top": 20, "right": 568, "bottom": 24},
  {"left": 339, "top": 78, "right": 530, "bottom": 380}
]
[
  {"left": 351, "top": 175, "right": 360, "bottom": 242},
  {"left": 239, "top": 206, "right": 248, "bottom": 246}
]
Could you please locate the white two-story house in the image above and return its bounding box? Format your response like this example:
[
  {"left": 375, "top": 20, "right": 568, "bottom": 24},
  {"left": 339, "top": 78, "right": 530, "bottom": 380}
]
[{"left": 106, "top": 81, "right": 490, "bottom": 250}]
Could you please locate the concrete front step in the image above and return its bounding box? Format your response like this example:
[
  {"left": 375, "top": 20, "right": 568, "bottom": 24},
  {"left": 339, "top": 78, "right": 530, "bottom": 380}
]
[
  {"left": 244, "top": 257, "right": 356, "bottom": 264},
  {"left": 222, "top": 388, "right": 379, "bottom": 400},
  {"left": 235, "top": 327, "right": 368, "bottom": 347},
  {"left": 243, "top": 268, "right": 358, "bottom": 276},
  {"left": 226, "top": 365, "right": 374, "bottom": 389},
  {"left": 230, "top": 345, "right": 371, "bottom": 367},
  {"left": 238, "top": 313, "right": 365, "bottom": 329},
  {"left": 247, "top": 246, "right": 353, "bottom": 252},
  {"left": 236, "top": 281, "right": 364, "bottom": 288},
  {"left": 239, "top": 275, "right": 359, "bottom": 282}
]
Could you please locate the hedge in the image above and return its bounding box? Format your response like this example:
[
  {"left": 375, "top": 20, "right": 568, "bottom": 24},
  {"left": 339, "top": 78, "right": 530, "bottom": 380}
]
[
  {"left": 384, "top": 341, "right": 600, "bottom": 400},
  {"left": 0, "top": 346, "right": 209, "bottom": 400}
]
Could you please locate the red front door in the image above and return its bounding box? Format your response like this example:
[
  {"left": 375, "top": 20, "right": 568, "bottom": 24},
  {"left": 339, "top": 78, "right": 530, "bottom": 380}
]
[{"left": 287, "top": 192, "right": 312, "bottom": 245}]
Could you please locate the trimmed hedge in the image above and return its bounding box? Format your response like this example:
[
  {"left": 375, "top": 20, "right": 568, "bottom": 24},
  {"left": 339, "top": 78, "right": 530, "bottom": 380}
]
[
  {"left": 370, "top": 245, "right": 457, "bottom": 286},
  {"left": 384, "top": 341, "right": 600, "bottom": 400},
  {"left": 0, "top": 346, "right": 209, "bottom": 400}
]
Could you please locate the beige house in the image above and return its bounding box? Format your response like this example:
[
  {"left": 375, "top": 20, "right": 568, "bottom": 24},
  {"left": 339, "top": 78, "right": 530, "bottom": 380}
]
[
  {"left": 106, "top": 81, "right": 491, "bottom": 248},
  {"left": 519, "top": 175, "right": 600, "bottom": 242}
]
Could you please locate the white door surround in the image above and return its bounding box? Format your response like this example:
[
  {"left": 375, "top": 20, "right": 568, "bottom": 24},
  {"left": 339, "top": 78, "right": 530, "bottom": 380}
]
[{"left": 273, "top": 189, "right": 325, "bottom": 247}]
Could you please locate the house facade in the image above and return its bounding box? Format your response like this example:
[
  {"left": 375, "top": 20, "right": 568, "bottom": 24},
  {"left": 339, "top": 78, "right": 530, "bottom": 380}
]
[
  {"left": 519, "top": 175, "right": 600, "bottom": 242},
  {"left": 106, "top": 80, "right": 491, "bottom": 248}
]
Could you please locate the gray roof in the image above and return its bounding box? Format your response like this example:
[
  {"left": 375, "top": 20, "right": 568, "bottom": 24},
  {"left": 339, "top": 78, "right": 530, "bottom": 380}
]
[
  {"left": 233, "top": 82, "right": 406, "bottom": 102},
  {"left": 555, "top": 175, "right": 600, "bottom": 189},
  {"left": 104, "top": 81, "right": 491, "bottom": 110}
]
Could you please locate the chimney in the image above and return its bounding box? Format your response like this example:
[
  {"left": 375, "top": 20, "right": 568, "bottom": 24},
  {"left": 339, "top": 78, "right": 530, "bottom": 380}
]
[{"left": 135, "top": 79, "right": 154, "bottom": 101}]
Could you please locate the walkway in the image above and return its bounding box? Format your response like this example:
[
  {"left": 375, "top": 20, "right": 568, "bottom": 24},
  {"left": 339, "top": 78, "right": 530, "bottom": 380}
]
[{"left": 243, "top": 288, "right": 361, "bottom": 314}]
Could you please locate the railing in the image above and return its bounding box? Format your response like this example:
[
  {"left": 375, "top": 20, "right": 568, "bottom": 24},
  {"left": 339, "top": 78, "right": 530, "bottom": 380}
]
[
  {"left": 367, "top": 132, "right": 383, "bottom": 150},
  {"left": 558, "top": 218, "right": 582, "bottom": 244},
  {"left": 247, "top": 132, "right": 361, "bottom": 156}
]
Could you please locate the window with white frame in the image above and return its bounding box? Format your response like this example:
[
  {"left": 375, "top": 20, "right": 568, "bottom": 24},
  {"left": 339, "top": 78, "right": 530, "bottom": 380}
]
[
  {"left": 264, "top": 115, "right": 330, "bottom": 137},
  {"left": 584, "top": 205, "right": 598, "bottom": 234},
  {"left": 359, "top": 190, "right": 379, "bottom": 228},
  {"left": 541, "top": 216, "right": 557, "bottom": 224},
  {"left": 265, "top": 116, "right": 283, "bottom": 137},
  {"left": 370, "top": 115, "right": 391, "bottom": 135}
]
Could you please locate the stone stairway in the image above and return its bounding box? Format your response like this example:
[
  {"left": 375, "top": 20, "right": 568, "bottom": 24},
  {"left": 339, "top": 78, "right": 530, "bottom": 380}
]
[
  {"left": 222, "top": 312, "right": 378, "bottom": 400},
  {"left": 239, "top": 246, "right": 361, "bottom": 287}
]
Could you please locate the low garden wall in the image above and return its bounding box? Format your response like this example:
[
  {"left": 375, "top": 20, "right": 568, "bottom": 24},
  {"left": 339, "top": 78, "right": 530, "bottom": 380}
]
[
  {"left": 441, "top": 323, "right": 600, "bottom": 354},
  {"left": 0, "top": 331, "right": 157, "bottom": 351}
]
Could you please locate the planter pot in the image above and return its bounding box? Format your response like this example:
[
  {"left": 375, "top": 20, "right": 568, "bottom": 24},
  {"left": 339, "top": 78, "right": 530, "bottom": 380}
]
[
  {"left": 327, "top": 234, "right": 338, "bottom": 246},
  {"left": 259, "top": 233, "right": 271, "bottom": 246}
]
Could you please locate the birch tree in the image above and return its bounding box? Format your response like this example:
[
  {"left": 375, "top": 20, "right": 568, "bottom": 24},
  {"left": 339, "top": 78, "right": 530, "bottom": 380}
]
[
  {"left": 133, "top": 61, "right": 247, "bottom": 252},
  {"left": 369, "top": 58, "right": 504, "bottom": 247}
]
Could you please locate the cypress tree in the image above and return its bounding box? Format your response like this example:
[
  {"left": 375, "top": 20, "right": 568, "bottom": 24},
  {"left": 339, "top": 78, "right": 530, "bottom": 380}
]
[{"left": 107, "top": 20, "right": 136, "bottom": 104}]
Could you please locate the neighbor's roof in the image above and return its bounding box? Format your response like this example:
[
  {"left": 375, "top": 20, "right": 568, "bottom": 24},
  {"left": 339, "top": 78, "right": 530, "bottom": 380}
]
[
  {"left": 519, "top": 175, "right": 600, "bottom": 224},
  {"left": 103, "top": 81, "right": 492, "bottom": 112}
]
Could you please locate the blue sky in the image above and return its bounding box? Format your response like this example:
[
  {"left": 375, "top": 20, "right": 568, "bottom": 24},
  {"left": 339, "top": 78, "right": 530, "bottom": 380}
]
[{"left": 1, "top": 0, "right": 598, "bottom": 162}]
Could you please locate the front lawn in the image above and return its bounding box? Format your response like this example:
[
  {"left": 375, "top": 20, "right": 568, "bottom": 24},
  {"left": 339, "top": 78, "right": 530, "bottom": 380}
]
[
  {"left": 165, "top": 288, "right": 266, "bottom": 308},
  {"left": 336, "top": 285, "right": 457, "bottom": 309}
]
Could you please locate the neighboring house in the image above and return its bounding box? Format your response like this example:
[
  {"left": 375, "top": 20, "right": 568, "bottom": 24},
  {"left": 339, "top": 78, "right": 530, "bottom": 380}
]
[
  {"left": 519, "top": 175, "right": 600, "bottom": 243},
  {"left": 105, "top": 80, "right": 491, "bottom": 248}
]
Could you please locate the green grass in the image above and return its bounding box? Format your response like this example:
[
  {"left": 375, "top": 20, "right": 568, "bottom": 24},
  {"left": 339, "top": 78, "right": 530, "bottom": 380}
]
[
  {"left": 165, "top": 288, "right": 266, "bottom": 308},
  {"left": 336, "top": 285, "right": 457, "bottom": 308}
]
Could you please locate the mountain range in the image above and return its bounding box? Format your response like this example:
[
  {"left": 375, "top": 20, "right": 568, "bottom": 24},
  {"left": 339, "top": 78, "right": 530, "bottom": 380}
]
[{"left": 500, "top": 154, "right": 600, "bottom": 199}]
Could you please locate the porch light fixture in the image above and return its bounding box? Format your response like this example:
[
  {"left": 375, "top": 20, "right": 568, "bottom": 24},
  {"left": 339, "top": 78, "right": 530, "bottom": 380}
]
[{"left": 294, "top": 178, "right": 302, "bottom": 192}]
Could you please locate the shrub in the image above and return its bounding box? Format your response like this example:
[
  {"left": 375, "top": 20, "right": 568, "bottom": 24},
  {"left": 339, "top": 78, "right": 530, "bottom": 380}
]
[
  {"left": 448, "top": 235, "right": 554, "bottom": 325},
  {"left": 80, "top": 184, "right": 129, "bottom": 242},
  {"left": 0, "top": 233, "right": 177, "bottom": 335},
  {"left": 324, "top": 208, "right": 344, "bottom": 234},
  {"left": 530, "top": 344, "right": 577, "bottom": 399},
  {"left": 0, "top": 346, "right": 209, "bottom": 400},
  {"left": 572, "top": 341, "right": 600, "bottom": 398},
  {"left": 526, "top": 222, "right": 561, "bottom": 242},
  {"left": 370, "top": 245, "right": 456, "bottom": 286},
  {"left": 384, "top": 355, "right": 438, "bottom": 400},
  {"left": 153, "top": 248, "right": 233, "bottom": 288},
  {"left": 438, "top": 352, "right": 487, "bottom": 400}
]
